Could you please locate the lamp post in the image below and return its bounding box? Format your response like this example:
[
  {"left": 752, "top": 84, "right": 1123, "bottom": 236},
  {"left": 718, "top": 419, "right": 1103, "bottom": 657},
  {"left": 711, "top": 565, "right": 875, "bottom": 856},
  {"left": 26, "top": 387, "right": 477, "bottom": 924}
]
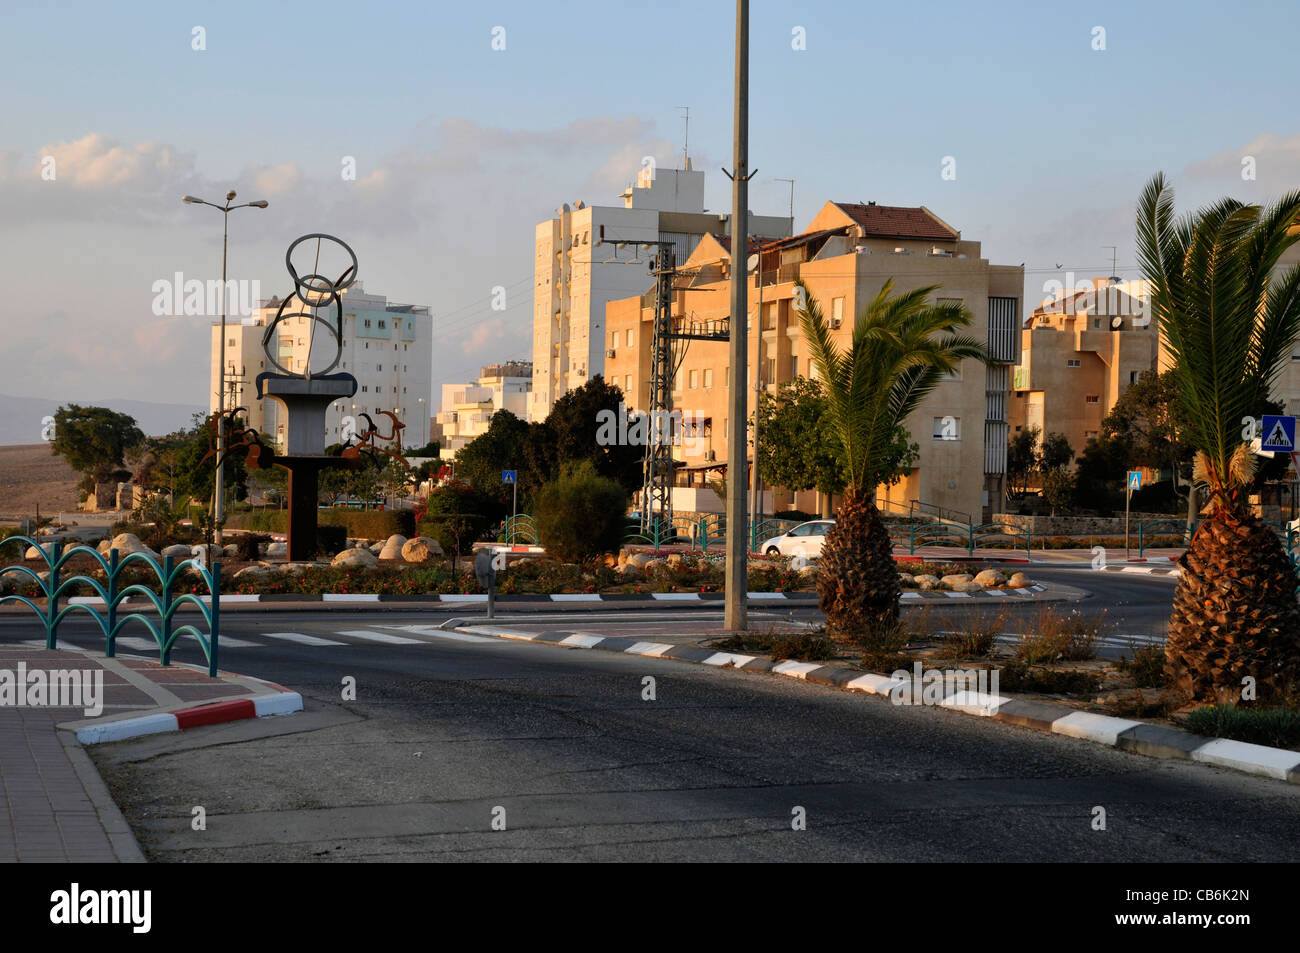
[{"left": 182, "top": 191, "right": 268, "bottom": 542}]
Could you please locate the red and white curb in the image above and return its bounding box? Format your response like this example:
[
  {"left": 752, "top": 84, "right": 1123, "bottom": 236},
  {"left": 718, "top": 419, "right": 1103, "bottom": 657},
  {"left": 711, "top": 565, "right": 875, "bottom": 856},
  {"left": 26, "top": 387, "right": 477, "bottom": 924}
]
[{"left": 74, "top": 691, "right": 303, "bottom": 745}]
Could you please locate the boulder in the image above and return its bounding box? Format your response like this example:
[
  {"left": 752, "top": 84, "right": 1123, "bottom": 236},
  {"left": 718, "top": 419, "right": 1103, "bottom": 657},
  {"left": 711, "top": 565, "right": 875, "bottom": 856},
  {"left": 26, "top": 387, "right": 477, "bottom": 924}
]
[
  {"left": 973, "top": 568, "right": 1007, "bottom": 588},
  {"left": 914, "top": 573, "right": 941, "bottom": 590},
  {"left": 233, "top": 563, "right": 279, "bottom": 582},
  {"left": 278, "top": 562, "right": 318, "bottom": 576},
  {"left": 265, "top": 541, "right": 288, "bottom": 557},
  {"left": 379, "top": 534, "right": 408, "bottom": 560},
  {"left": 643, "top": 558, "right": 665, "bottom": 571},
  {"left": 614, "top": 562, "right": 640, "bottom": 579},
  {"left": 627, "top": 552, "right": 652, "bottom": 569},
  {"left": 223, "top": 544, "right": 240, "bottom": 558},
  {"left": 617, "top": 549, "right": 629, "bottom": 567},
  {"left": 109, "top": 533, "right": 158, "bottom": 558},
  {"left": 97, "top": 539, "right": 111, "bottom": 555},
  {"left": 666, "top": 553, "right": 684, "bottom": 568},
  {"left": 24, "top": 542, "right": 57, "bottom": 560},
  {"left": 1007, "top": 571, "right": 1030, "bottom": 588},
  {"left": 369, "top": 542, "right": 384, "bottom": 554},
  {"left": 332, "top": 547, "right": 378, "bottom": 569},
  {"left": 940, "top": 573, "right": 974, "bottom": 589},
  {"left": 898, "top": 572, "right": 915, "bottom": 586},
  {"left": 161, "top": 544, "right": 192, "bottom": 559},
  {"left": 401, "top": 537, "right": 442, "bottom": 562}
]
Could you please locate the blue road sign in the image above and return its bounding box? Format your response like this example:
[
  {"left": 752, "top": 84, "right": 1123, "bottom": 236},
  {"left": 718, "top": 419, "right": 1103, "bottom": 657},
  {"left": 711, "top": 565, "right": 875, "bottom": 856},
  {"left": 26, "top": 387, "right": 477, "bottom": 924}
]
[
  {"left": 502, "top": 470, "right": 517, "bottom": 484},
  {"left": 1261, "top": 414, "right": 1296, "bottom": 453},
  {"left": 1127, "top": 470, "right": 1142, "bottom": 491}
]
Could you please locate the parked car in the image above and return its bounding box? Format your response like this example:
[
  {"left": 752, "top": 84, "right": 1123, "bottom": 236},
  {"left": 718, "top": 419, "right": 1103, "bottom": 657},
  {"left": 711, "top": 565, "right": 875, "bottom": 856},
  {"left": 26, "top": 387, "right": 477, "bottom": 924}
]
[{"left": 758, "top": 519, "right": 835, "bottom": 557}]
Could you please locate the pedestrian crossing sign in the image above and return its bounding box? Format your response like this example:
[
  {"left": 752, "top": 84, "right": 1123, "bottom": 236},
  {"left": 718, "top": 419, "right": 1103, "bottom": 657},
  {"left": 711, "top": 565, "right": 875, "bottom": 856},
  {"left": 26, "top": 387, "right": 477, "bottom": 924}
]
[
  {"left": 1127, "top": 470, "right": 1142, "bottom": 491},
  {"left": 502, "top": 470, "right": 517, "bottom": 484},
  {"left": 1261, "top": 415, "right": 1296, "bottom": 452}
]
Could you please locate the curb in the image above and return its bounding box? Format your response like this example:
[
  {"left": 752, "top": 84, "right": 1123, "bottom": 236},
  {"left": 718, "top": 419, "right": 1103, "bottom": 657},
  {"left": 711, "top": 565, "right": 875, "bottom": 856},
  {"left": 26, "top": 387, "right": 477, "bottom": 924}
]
[
  {"left": 73, "top": 691, "right": 304, "bottom": 745},
  {"left": 455, "top": 624, "right": 1300, "bottom": 787}
]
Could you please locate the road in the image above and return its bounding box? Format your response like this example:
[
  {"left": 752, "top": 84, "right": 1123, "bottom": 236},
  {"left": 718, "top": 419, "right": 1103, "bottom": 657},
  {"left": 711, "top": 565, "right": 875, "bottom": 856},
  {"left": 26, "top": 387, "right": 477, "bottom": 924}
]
[{"left": 5, "top": 566, "right": 1295, "bottom": 863}]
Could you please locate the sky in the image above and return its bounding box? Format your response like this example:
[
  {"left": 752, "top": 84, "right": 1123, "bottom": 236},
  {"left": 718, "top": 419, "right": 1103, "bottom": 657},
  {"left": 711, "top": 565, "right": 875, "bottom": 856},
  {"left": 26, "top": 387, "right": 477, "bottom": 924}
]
[{"left": 2, "top": 0, "right": 1298, "bottom": 427}]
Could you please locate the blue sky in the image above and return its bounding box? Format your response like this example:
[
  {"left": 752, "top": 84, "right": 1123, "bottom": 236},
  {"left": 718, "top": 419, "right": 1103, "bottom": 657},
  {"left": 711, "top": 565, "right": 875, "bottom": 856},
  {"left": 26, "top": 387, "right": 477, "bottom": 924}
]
[{"left": 2, "top": 0, "right": 1297, "bottom": 421}]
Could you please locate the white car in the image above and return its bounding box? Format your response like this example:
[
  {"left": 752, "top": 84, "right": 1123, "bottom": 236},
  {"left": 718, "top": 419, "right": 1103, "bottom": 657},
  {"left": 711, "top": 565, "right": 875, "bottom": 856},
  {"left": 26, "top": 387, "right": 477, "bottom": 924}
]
[{"left": 758, "top": 519, "right": 835, "bottom": 557}]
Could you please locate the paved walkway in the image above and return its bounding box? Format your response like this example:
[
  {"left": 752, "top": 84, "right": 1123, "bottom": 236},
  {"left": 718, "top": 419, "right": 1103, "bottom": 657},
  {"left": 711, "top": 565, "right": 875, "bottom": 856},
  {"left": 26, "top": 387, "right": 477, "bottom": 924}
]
[{"left": 0, "top": 641, "right": 262, "bottom": 862}]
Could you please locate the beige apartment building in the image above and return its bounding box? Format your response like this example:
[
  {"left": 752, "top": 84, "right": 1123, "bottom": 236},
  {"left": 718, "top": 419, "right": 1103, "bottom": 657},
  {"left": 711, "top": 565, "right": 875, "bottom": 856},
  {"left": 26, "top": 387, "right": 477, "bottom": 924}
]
[
  {"left": 605, "top": 200, "right": 1023, "bottom": 523},
  {"left": 1009, "top": 277, "right": 1157, "bottom": 459},
  {"left": 435, "top": 361, "right": 532, "bottom": 460},
  {"left": 530, "top": 158, "right": 791, "bottom": 420}
]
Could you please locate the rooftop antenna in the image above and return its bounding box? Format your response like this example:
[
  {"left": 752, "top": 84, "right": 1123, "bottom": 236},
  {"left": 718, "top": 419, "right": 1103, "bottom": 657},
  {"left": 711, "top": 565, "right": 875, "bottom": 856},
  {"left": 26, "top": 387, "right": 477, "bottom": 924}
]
[
  {"left": 677, "top": 105, "right": 690, "bottom": 166},
  {"left": 775, "top": 177, "right": 795, "bottom": 221},
  {"left": 1104, "top": 245, "right": 1120, "bottom": 284}
]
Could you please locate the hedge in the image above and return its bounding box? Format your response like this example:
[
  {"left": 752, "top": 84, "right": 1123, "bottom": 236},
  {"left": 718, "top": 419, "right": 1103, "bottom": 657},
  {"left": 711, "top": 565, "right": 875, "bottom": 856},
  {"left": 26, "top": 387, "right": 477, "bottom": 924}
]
[{"left": 226, "top": 508, "right": 414, "bottom": 539}]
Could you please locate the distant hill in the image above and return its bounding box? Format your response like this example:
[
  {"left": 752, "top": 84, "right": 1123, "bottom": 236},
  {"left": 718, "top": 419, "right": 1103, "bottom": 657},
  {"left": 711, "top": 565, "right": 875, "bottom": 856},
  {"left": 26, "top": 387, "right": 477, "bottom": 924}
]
[
  {"left": 0, "top": 394, "right": 206, "bottom": 445},
  {"left": 0, "top": 444, "right": 83, "bottom": 516}
]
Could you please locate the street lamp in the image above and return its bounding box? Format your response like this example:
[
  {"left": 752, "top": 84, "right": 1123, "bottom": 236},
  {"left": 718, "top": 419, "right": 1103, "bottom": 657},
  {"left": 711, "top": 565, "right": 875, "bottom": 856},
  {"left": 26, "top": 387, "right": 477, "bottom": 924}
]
[{"left": 182, "top": 190, "right": 268, "bottom": 542}]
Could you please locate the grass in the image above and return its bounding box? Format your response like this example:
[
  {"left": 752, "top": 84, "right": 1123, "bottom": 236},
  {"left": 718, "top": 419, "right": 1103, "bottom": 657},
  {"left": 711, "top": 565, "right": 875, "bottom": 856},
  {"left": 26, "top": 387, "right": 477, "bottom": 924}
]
[
  {"left": 713, "top": 629, "right": 836, "bottom": 663},
  {"left": 1014, "top": 607, "right": 1104, "bottom": 664},
  {"left": 996, "top": 662, "right": 1102, "bottom": 696},
  {"left": 1184, "top": 705, "right": 1300, "bottom": 749},
  {"left": 1116, "top": 644, "right": 1168, "bottom": 688},
  {"left": 942, "top": 608, "right": 1007, "bottom": 658}
]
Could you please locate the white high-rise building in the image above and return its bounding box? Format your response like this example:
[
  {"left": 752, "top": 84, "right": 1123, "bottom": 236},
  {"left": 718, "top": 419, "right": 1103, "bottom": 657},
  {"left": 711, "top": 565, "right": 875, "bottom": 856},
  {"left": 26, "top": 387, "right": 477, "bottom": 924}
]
[
  {"left": 530, "top": 159, "right": 791, "bottom": 420},
  {"left": 208, "top": 281, "right": 433, "bottom": 451}
]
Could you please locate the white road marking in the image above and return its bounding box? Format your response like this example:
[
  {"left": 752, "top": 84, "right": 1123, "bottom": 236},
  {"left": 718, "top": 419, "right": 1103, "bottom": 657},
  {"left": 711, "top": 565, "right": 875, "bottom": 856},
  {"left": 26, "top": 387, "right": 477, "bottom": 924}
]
[
  {"left": 336, "top": 629, "right": 423, "bottom": 644},
  {"left": 262, "top": 631, "right": 345, "bottom": 646},
  {"left": 381, "top": 624, "right": 494, "bottom": 643}
]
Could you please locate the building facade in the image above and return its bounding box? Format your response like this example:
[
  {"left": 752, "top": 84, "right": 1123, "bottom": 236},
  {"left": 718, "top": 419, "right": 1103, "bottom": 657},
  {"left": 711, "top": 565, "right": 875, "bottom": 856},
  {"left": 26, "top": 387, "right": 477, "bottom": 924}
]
[
  {"left": 435, "top": 360, "right": 533, "bottom": 460},
  {"left": 530, "top": 158, "right": 791, "bottom": 421},
  {"left": 1009, "top": 277, "right": 1157, "bottom": 460},
  {"left": 605, "top": 200, "right": 1023, "bottom": 523},
  {"left": 208, "top": 282, "right": 433, "bottom": 451}
]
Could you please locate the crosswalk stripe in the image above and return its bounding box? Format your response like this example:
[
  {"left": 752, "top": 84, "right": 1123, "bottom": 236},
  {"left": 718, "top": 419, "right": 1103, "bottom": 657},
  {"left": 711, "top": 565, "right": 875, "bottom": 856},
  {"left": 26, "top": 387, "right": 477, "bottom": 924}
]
[
  {"left": 336, "top": 629, "right": 424, "bottom": 644},
  {"left": 262, "top": 632, "right": 345, "bottom": 646},
  {"left": 381, "top": 625, "right": 494, "bottom": 643}
]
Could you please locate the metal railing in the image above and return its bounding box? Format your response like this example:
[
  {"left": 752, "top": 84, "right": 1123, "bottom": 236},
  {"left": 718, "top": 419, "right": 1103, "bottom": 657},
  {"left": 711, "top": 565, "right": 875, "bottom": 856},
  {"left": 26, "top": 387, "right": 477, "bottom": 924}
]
[{"left": 0, "top": 537, "right": 222, "bottom": 677}]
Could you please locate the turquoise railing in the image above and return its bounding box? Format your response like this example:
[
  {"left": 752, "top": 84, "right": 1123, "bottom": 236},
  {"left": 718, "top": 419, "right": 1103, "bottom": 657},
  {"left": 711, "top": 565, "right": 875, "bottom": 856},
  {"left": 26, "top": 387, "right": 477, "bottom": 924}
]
[
  {"left": 503, "top": 514, "right": 538, "bottom": 545},
  {"left": 0, "top": 536, "right": 222, "bottom": 677}
]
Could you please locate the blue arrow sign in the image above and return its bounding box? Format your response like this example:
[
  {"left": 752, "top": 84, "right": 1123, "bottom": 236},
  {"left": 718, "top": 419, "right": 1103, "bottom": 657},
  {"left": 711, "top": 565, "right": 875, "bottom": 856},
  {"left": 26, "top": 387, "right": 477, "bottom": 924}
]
[
  {"left": 1127, "top": 470, "right": 1142, "bottom": 491},
  {"left": 1261, "top": 414, "right": 1296, "bottom": 452},
  {"left": 502, "top": 470, "right": 517, "bottom": 485}
]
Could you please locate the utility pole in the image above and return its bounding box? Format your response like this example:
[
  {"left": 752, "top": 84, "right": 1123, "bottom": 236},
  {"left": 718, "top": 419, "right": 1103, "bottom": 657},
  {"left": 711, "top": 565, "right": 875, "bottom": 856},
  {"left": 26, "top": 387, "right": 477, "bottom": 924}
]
[{"left": 724, "top": 0, "right": 751, "bottom": 632}]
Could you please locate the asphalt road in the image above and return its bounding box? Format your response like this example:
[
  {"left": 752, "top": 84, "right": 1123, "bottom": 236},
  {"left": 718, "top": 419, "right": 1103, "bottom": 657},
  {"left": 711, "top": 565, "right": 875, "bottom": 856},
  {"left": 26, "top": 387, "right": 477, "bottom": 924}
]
[{"left": 5, "top": 569, "right": 1294, "bottom": 863}]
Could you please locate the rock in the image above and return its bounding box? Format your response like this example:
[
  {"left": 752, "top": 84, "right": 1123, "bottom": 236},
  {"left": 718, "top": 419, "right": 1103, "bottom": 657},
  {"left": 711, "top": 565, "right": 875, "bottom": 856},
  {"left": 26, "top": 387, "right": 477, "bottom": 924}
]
[
  {"left": 278, "top": 562, "right": 318, "bottom": 576},
  {"left": 161, "top": 544, "right": 192, "bottom": 559},
  {"left": 940, "top": 573, "right": 974, "bottom": 589},
  {"left": 379, "top": 534, "right": 408, "bottom": 560},
  {"left": 369, "top": 542, "right": 384, "bottom": 554},
  {"left": 223, "top": 544, "right": 240, "bottom": 558},
  {"left": 97, "top": 539, "right": 111, "bottom": 555},
  {"left": 602, "top": 553, "right": 618, "bottom": 568},
  {"left": 643, "top": 558, "right": 665, "bottom": 571},
  {"left": 949, "top": 581, "right": 981, "bottom": 593},
  {"left": 1007, "top": 572, "right": 1030, "bottom": 588},
  {"left": 401, "top": 537, "right": 443, "bottom": 562},
  {"left": 914, "top": 573, "right": 941, "bottom": 590},
  {"left": 24, "top": 542, "right": 57, "bottom": 560},
  {"left": 666, "top": 553, "right": 684, "bottom": 568},
  {"left": 973, "top": 568, "right": 1007, "bottom": 588},
  {"left": 614, "top": 562, "right": 640, "bottom": 579},
  {"left": 109, "top": 533, "right": 158, "bottom": 558},
  {"left": 233, "top": 563, "right": 278, "bottom": 582},
  {"left": 265, "top": 541, "right": 288, "bottom": 557},
  {"left": 898, "top": 572, "right": 915, "bottom": 586},
  {"left": 332, "top": 547, "right": 378, "bottom": 569},
  {"left": 617, "top": 549, "right": 629, "bottom": 567},
  {"left": 627, "top": 553, "right": 652, "bottom": 569}
]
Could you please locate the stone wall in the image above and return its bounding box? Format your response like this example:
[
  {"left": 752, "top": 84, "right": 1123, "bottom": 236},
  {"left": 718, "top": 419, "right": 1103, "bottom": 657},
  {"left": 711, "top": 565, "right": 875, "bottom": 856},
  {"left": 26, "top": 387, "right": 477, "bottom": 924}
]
[{"left": 990, "top": 512, "right": 1187, "bottom": 536}]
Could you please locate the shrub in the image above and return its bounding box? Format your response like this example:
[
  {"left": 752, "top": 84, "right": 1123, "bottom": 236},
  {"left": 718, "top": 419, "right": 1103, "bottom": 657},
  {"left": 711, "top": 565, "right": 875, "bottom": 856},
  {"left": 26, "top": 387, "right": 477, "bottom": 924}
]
[
  {"left": 1117, "top": 643, "right": 1168, "bottom": 688},
  {"left": 236, "top": 533, "right": 269, "bottom": 561},
  {"left": 997, "top": 662, "right": 1101, "bottom": 696},
  {"left": 713, "top": 630, "right": 835, "bottom": 662},
  {"left": 420, "top": 480, "right": 493, "bottom": 564},
  {"left": 534, "top": 464, "right": 628, "bottom": 562},
  {"left": 1185, "top": 705, "right": 1300, "bottom": 749},
  {"left": 943, "top": 608, "right": 1007, "bottom": 658},
  {"left": 1014, "top": 607, "right": 1103, "bottom": 663},
  {"left": 226, "top": 508, "right": 414, "bottom": 540},
  {"left": 773, "top": 509, "right": 815, "bottom": 523}
]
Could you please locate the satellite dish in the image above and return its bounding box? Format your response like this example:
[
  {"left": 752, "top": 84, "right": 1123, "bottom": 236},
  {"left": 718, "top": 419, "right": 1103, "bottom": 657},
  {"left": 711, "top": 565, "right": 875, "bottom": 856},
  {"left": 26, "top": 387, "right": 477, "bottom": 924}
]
[
  {"left": 746, "top": 253, "right": 759, "bottom": 274},
  {"left": 1111, "top": 316, "right": 1124, "bottom": 330}
]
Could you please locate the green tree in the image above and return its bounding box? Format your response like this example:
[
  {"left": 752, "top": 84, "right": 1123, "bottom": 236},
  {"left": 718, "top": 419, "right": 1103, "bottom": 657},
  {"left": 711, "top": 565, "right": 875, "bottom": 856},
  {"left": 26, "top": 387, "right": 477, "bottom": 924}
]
[
  {"left": 1041, "top": 468, "right": 1076, "bottom": 517},
  {"left": 756, "top": 377, "right": 846, "bottom": 499},
  {"left": 1136, "top": 172, "right": 1300, "bottom": 703},
  {"left": 1007, "top": 425, "right": 1040, "bottom": 497},
  {"left": 795, "top": 277, "right": 992, "bottom": 640},
  {"left": 1037, "top": 432, "right": 1075, "bottom": 472},
  {"left": 50, "top": 405, "right": 144, "bottom": 484},
  {"left": 533, "top": 462, "right": 629, "bottom": 561},
  {"left": 543, "top": 376, "right": 642, "bottom": 493},
  {"left": 454, "top": 410, "right": 531, "bottom": 509},
  {"left": 421, "top": 479, "right": 493, "bottom": 570}
]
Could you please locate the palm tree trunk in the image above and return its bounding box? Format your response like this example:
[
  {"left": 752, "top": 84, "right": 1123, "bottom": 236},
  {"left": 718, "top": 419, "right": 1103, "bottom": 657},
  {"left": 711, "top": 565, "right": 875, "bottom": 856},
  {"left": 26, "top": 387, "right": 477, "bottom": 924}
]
[{"left": 816, "top": 487, "right": 900, "bottom": 641}]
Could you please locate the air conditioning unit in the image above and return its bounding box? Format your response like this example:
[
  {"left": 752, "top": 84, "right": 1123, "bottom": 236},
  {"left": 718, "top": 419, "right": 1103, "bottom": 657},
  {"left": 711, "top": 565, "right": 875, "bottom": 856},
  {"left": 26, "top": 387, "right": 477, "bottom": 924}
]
[
  {"left": 893, "top": 247, "right": 911, "bottom": 255},
  {"left": 706, "top": 450, "right": 716, "bottom": 462},
  {"left": 607, "top": 349, "right": 616, "bottom": 358}
]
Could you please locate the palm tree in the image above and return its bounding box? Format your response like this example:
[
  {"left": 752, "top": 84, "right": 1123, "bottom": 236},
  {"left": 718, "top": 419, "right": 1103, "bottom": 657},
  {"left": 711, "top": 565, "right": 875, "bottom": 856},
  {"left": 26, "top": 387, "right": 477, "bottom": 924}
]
[
  {"left": 795, "top": 278, "right": 991, "bottom": 640},
  {"left": 1136, "top": 173, "right": 1300, "bottom": 704}
]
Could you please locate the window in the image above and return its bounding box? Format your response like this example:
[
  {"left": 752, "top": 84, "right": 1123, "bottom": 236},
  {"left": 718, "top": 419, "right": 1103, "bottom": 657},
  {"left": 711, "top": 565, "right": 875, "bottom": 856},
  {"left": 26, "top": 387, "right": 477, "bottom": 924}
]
[
  {"left": 932, "top": 416, "right": 960, "bottom": 440},
  {"left": 1130, "top": 370, "right": 1140, "bottom": 383},
  {"left": 403, "top": 365, "right": 407, "bottom": 373},
  {"left": 830, "top": 297, "right": 845, "bottom": 329},
  {"left": 403, "top": 387, "right": 406, "bottom": 394},
  {"left": 1067, "top": 358, "right": 1081, "bottom": 368},
  {"left": 362, "top": 385, "right": 368, "bottom": 393},
  {"left": 703, "top": 368, "right": 713, "bottom": 388},
  {"left": 297, "top": 338, "right": 304, "bottom": 346},
  {"left": 227, "top": 337, "right": 235, "bottom": 347},
  {"left": 365, "top": 342, "right": 369, "bottom": 349},
  {"left": 1085, "top": 395, "right": 1100, "bottom": 404},
  {"left": 626, "top": 329, "right": 634, "bottom": 347},
  {"left": 364, "top": 319, "right": 371, "bottom": 328},
  {"left": 377, "top": 364, "right": 382, "bottom": 371},
  {"left": 791, "top": 356, "right": 798, "bottom": 378},
  {"left": 724, "top": 418, "right": 729, "bottom": 439},
  {"left": 689, "top": 370, "right": 698, "bottom": 389},
  {"left": 725, "top": 367, "right": 730, "bottom": 386},
  {"left": 625, "top": 375, "right": 632, "bottom": 392},
  {"left": 378, "top": 320, "right": 386, "bottom": 329}
]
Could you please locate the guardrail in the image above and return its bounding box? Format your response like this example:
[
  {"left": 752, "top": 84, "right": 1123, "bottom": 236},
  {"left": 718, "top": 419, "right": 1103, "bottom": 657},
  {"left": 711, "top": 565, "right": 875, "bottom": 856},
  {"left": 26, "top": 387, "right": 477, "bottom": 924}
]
[
  {"left": 0, "top": 536, "right": 222, "bottom": 677},
  {"left": 503, "top": 514, "right": 538, "bottom": 545}
]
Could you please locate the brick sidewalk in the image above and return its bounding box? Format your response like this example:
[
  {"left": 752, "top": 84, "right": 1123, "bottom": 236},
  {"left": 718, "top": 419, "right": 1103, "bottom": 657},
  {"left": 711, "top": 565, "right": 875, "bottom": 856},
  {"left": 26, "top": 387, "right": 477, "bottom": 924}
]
[{"left": 0, "top": 641, "right": 261, "bottom": 862}]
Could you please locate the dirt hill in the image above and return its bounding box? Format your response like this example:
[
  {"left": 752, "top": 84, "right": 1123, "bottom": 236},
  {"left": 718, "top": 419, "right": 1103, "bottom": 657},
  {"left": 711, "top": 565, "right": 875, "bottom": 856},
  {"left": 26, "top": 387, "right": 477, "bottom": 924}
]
[{"left": 0, "top": 444, "right": 83, "bottom": 516}]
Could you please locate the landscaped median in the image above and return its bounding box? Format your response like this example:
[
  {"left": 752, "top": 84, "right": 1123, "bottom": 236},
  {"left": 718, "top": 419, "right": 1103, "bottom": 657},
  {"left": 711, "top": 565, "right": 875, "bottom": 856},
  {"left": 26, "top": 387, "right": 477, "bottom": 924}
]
[{"left": 450, "top": 608, "right": 1300, "bottom": 787}]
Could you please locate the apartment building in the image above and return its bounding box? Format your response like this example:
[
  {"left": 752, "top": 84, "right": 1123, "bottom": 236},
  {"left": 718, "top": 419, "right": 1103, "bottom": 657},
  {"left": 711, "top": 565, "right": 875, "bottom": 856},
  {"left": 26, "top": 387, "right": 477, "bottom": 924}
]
[
  {"left": 1008, "top": 277, "right": 1157, "bottom": 458},
  {"left": 605, "top": 200, "right": 1023, "bottom": 523},
  {"left": 530, "top": 158, "right": 791, "bottom": 421},
  {"left": 435, "top": 361, "right": 533, "bottom": 460},
  {"left": 208, "top": 281, "right": 433, "bottom": 450}
]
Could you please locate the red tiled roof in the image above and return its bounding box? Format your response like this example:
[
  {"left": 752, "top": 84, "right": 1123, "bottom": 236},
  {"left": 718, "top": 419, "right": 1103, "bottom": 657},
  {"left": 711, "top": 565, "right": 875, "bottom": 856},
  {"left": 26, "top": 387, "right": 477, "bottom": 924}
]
[
  {"left": 833, "top": 203, "right": 958, "bottom": 241},
  {"left": 714, "top": 234, "right": 775, "bottom": 254}
]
